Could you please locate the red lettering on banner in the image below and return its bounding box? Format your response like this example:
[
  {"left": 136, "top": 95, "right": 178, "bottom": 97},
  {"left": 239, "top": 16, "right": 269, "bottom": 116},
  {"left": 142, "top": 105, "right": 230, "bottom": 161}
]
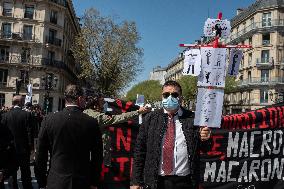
[
  {"left": 232, "top": 114, "right": 240, "bottom": 130},
  {"left": 281, "top": 106, "right": 284, "bottom": 127},
  {"left": 100, "top": 164, "right": 110, "bottom": 180},
  {"left": 257, "top": 109, "right": 268, "bottom": 129},
  {"left": 207, "top": 135, "right": 225, "bottom": 160},
  {"left": 116, "top": 128, "right": 132, "bottom": 151},
  {"left": 116, "top": 99, "right": 133, "bottom": 113},
  {"left": 242, "top": 113, "right": 250, "bottom": 130},
  {"left": 277, "top": 107, "right": 284, "bottom": 127},
  {"left": 247, "top": 112, "right": 256, "bottom": 129},
  {"left": 267, "top": 107, "right": 278, "bottom": 128},
  {"left": 229, "top": 115, "right": 235, "bottom": 130},
  {"left": 222, "top": 116, "right": 230, "bottom": 129},
  {"left": 113, "top": 157, "right": 129, "bottom": 181}
]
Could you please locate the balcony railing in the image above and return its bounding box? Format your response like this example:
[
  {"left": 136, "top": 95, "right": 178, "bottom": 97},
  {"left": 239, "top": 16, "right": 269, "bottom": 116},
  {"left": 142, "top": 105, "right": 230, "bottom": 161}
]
[
  {"left": 238, "top": 77, "right": 284, "bottom": 86},
  {"left": 45, "top": 36, "right": 62, "bottom": 47},
  {"left": 256, "top": 58, "right": 274, "bottom": 69},
  {"left": 3, "top": 9, "right": 12, "bottom": 17},
  {"left": 229, "top": 19, "right": 284, "bottom": 42},
  {"left": 0, "top": 55, "right": 76, "bottom": 78},
  {"left": 49, "top": 0, "right": 67, "bottom": 7},
  {"left": 0, "top": 31, "right": 38, "bottom": 41}
]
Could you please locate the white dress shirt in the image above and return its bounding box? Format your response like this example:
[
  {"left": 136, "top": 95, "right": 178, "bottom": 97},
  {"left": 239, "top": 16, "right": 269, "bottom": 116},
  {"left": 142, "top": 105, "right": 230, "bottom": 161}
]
[{"left": 159, "top": 108, "right": 190, "bottom": 176}]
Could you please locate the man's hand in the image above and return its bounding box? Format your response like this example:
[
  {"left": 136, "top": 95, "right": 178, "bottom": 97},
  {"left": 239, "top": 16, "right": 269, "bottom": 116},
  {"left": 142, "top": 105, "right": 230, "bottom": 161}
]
[
  {"left": 138, "top": 106, "right": 151, "bottom": 114},
  {"left": 0, "top": 171, "right": 3, "bottom": 182},
  {"left": 90, "top": 186, "right": 97, "bottom": 189},
  {"left": 130, "top": 185, "right": 143, "bottom": 189},
  {"left": 200, "top": 126, "right": 212, "bottom": 141}
]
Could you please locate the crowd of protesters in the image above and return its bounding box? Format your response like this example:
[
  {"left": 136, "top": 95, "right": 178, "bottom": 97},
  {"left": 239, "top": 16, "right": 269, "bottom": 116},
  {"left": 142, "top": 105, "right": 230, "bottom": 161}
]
[{"left": 0, "top": 81, "right": 212, "bottom": 189}]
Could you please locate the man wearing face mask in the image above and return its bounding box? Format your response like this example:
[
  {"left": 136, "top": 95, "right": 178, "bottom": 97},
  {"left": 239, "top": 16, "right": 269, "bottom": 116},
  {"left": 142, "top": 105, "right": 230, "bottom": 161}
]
[
  {"left": 130, "top": 80, "right": 212, "bottom": 189},
  {"left": 35, "top": 84, "right": 103, "bottom": 189}
]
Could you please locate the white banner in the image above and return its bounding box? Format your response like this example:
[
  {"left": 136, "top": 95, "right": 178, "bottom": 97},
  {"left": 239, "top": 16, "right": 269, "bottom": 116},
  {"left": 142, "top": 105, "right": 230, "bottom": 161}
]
[
  {"left": 203, "top": 18, "right": 231, "bottom": 38},
  {"left": 194, "top": 88, "right": 224, "bottom": 128},
  {"left": 198, "top": 47, "right": 227, "bottom": 87},
  {"left": 182, "top": 49, "right": 201, "bottom": 76}
]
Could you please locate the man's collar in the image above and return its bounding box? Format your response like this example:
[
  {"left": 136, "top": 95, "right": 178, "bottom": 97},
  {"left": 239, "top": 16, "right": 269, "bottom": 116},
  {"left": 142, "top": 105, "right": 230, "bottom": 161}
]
[{"left": 14, "top": 105, "right": 21, "bottom": 109}]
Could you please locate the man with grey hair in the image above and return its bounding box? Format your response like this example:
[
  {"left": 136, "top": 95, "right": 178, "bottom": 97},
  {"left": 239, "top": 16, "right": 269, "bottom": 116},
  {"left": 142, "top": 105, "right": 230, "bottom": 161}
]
[
  {"left": 35, "top": 84, "right": 103, "bottom": 189},
  {"left": 1, "top": 95, "right": 33, "bottom": 189}
]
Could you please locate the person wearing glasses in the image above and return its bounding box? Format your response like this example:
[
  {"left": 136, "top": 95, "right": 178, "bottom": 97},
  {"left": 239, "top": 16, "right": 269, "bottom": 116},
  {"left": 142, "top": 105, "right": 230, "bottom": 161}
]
[{"left": 130, "top": 80, "right": 212, "bottom": 189}]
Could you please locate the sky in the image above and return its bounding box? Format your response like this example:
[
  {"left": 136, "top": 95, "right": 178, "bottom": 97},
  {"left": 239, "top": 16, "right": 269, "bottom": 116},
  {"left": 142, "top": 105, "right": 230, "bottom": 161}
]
[{"left": 72, "top": 0, "right": 256, "bottom": 91}]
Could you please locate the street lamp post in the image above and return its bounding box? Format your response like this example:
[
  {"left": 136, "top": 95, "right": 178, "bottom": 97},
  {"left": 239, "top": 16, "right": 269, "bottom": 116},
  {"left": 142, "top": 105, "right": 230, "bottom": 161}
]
[{"left": 41, "top": 74, "right": 58, "bottom": 114}]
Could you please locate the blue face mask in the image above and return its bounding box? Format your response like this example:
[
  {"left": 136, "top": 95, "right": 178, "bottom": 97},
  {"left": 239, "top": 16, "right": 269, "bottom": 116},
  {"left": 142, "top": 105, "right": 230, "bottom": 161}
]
[{"left": 162, "top": 95, "right": 179, "bottom": 111}]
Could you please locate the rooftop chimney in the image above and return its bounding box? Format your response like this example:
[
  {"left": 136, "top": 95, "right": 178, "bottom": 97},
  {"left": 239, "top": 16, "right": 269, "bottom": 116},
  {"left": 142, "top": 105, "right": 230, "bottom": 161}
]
[{"left": 237, "top": 8, "right": 244, "bottom": 15}]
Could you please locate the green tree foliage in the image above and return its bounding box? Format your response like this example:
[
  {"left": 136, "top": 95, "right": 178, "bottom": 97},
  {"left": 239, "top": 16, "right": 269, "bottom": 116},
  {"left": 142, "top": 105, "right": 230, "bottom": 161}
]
[
  {"left": 71, "top": 8, "right": 143, "bottom": 96},
  {"left": 224, "top": 76, "right": 239, "bottom": 94},
  {"left": 177, "top": 76, "right": 198, "bottom": 103},
  {"left": 126, "top": 80, "right": 162, "bottom": 103}
]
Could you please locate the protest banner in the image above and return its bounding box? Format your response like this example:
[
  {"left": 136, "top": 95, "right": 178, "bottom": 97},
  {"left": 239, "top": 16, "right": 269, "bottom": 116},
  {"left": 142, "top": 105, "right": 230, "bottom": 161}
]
[
  {"left": 200, "top": 103, "right": 284, "bottom": 189},
  {"left": 100, "top": 99, "right": 140, "bottom": 189}
]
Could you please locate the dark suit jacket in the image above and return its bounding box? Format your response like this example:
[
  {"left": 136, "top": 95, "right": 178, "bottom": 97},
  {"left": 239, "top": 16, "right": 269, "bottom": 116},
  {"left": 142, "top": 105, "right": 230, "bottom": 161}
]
[
  {"left": 131, "top": 108, "right": 212, "bottom": 189},
  {"left": 35, "top": 106, "right": 103, "bottom": 189},
  {"left": 0, "top": 113, "right": 17, "bottom": 177},
  {"left": 1, "top": 107, "right": 33, "bottom": 154}
]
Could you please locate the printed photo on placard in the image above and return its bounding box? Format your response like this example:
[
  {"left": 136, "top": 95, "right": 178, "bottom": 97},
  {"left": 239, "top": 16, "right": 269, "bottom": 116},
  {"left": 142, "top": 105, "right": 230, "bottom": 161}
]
[
  {"left": 203, "top": 18, "right": 231, "bottom": 38},
  {"left": 198, "top": 47, "right": 226, "bottom": 87},
  {"left": 182, "top": 49, "right": 201, "bottom": 76},
  {"left": 194, "top": 88, "right": 224, "bottom": 128},
  {"left": 227, "top": 49, "right": 243, "bottom": 76}
]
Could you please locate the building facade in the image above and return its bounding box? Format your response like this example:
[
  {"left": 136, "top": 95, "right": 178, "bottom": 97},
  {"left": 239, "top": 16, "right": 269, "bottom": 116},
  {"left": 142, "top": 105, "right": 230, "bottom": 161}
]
[
  {"left": 164, "top": 54, "right": 184, "bottom": 81},
  {"left": 0, "top": 0, "right": 80, "bottom": 112},
  {"left": 224, "top": 0, "right": 284, "bottom": 114},
  {"left": 149, "top": 66, "right": 166, "bottom": 85}
]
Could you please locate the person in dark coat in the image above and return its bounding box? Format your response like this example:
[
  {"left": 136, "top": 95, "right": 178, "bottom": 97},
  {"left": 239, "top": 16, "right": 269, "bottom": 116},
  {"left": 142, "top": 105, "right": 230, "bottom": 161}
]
[
  {"left": 35, "top": 84, "right": 103, "bottom": 189},
  {"left": 0, "top": 111, "right": 17, "bottom": 189},
  {"left": 1, "top": 95, "right": 33, "bottom": 189},
  {"left": 130, "top": 80, "right": 212, "bottom": 189}
]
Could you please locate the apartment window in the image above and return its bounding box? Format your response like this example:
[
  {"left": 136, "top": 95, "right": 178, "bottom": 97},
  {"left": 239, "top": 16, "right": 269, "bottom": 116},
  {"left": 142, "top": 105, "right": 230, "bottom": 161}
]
[
  {"left": 261, "top": 70, "right": 269, "bottom": 82},
  {"left": 20, "top": 70, "right": 29, "bottom": 84},
  {"left": 24, "top": 5, "right": 34, "bottom": 19},
  {"left": 0, "top": 46, "right": 9, "bottom": 62},
  {"left": 2, "top": 23, "right": 12, "bottom": 38},
  {"left": 248, "top": 53, "right": 252, "bottom": 66},
  {"left": 250, "top": 17, "right": 254, "bottom": 29},
  {"left": 0, "top": 69, "right": 8, "bottom": 86},
  {"left": 48, "top": 51, "right": 55, "bottom": 61},
  {"left": 48, "top": 29, "right": 56, "bottom": 42},
  {"left": 262, "top": 34, "right": 270, "bottom": 45},
  {"left": 261, "top": 50, "right": 270, "bottom": 63},
  {"left": 21, "top": 48, "right": 31, "bottom": 63},
  {"left": 262, "top": 12, "right": 272, "bottom": 27},
  {"left": 248, "top": 71, "right": 251, "bottom": 82},
  {"left": 260, "top": 89, "right": 268, "bottom": 103},
  {"left": 236, "top": 26, "right": 239, "bottom": 36},
  {"left": 43, "top": 97, "right": 53, "bottom": 113},
  {"left": 249, "top": 37, "right": 252, "bottom": 45},
  {"left": 3, "top": 2, "right": 12, "bottom": 16},
  {"left": 23, "top": 25, "right": 33, "bottom": 40},
  {"left": 50, "top": 10, "right": 58, "bottom": 24},
  {"left": 0, "top": 93, "right": 5, "bottom": 107}
]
